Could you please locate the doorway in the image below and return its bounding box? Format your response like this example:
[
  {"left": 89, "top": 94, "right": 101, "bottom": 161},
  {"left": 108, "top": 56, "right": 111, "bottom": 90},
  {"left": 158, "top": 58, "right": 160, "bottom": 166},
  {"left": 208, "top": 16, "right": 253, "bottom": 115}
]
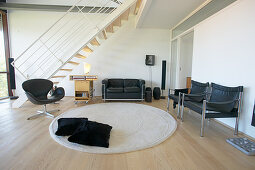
[
  {"left": 178, "top": 31, "right": 194, "bottom": 88},
  {"left": 170, "top": 31, "right": 194, "bottom": 89}
]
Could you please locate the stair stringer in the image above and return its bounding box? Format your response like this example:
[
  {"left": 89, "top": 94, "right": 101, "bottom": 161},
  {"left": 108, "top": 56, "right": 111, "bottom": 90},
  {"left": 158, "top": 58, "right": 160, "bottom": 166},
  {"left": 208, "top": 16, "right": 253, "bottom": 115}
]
[{"left": 12, "top": 0, "right": 137, "bottom": 108}]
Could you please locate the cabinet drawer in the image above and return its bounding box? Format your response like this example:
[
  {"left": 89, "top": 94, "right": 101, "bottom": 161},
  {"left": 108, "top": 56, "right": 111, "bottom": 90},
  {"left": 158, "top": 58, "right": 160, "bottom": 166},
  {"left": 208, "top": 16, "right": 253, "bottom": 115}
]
[{"left": 75, "top": 80, "right": 89, "bottom": 91}]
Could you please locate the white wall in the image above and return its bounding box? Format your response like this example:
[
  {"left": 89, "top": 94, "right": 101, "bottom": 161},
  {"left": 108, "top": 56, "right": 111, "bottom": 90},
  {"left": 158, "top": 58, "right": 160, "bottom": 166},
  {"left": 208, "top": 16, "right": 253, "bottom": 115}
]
[
  {"left": 8, "top": 10, "right": 170, "bottom": 97},
  {"left": 192, "top": 0, "right": 255, "bottom": 138},
  {"left": 58, "top": 16, "right": 170, "bottom": 96}
]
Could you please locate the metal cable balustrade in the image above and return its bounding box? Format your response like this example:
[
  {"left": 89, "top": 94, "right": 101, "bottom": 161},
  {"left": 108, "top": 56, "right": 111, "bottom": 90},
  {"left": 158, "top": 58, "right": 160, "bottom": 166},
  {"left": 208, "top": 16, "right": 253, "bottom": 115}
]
[{"left": 12, "top": 0, "right": 129, "bottom": 80}]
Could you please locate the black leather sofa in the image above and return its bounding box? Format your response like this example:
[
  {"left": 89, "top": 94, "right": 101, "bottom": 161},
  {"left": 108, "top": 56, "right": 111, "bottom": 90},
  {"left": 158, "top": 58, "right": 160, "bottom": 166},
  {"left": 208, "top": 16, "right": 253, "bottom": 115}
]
[{"left": 102, "top": 79, "right": 145, "bottom": 100}]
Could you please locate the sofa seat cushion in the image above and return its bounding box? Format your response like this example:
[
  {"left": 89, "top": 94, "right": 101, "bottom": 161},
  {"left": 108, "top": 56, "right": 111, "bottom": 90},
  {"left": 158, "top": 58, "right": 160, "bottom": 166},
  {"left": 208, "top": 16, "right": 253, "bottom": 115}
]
[
  {"left": 124, "top": 87, "right": 140, "bottom": 93},
  {"left": 107, "top": 87, "right": 124, "bottom": 93}
]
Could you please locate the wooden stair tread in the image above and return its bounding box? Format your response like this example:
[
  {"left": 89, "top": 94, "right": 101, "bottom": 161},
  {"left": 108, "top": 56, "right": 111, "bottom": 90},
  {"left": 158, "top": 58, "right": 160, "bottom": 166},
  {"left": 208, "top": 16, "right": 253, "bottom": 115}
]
[
  {"left": 52, "top": 76, "right": 66, "bottom": 78},
  {"left": 121, "top": 8, "right": 130, "bottom": 20},
  {"left": 83, "top": 46, "right": 93, "bottom": 53},
  {"left": 106, "top": 24, "right": 114, "bottom": 33},
  {"left": 113, "top": 17, "right": 121, "bottom": 27},
  {"left": 68, "top": 61, "right": 79, "bottom": 65},
  {"left": 75, "top": 54, "right": 86, "bottom": 59},
  {"left": 90, "top": 38, "right": 100, "bottom": 46},
  {"left": 60, "top": 69, "right": 73, "bottom": 71},
  {"left": 102, "top": 30, "right": 107, "bottom": 40}
]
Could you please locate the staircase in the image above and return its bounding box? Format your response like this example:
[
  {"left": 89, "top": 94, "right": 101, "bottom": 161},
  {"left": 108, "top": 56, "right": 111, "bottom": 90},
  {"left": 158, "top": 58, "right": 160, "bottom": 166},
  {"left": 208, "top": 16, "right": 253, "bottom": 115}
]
[{"left": 12, "top": 0, "right": 143, "bottom": 108}]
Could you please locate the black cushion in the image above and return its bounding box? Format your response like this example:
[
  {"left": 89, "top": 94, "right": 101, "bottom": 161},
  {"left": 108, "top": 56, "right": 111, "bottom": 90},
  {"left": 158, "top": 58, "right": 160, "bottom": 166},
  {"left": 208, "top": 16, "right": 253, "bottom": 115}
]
[
  {"left": 108, "top": 79, "right": 124, "bottom": 88},
  {"left": 68, "top": 121, "right": 112, "bottom": 148},
  {"left": 124, "top": 79, "right": 139, "bottom": 87},
  {"left": 55, "top": 118, "right": 88, "bottom": 136},
  {"left": 107, "top": 87, "right": 124, "bottom": 93},
  {"left": 124, "top": 87, "right": 140, "bottom": 93}
]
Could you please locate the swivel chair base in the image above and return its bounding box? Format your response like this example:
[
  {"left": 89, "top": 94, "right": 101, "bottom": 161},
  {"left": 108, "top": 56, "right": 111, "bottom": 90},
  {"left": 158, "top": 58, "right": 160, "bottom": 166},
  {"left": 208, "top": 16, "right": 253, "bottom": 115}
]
[{"left": 27, "top": 104, "right": 60, "bottom": 120}]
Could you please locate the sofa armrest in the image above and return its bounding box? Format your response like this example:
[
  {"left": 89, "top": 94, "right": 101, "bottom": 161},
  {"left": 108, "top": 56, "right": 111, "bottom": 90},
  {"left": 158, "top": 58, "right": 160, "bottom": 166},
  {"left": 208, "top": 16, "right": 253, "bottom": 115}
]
[
  {"left": 102, "top": 78, "right": 109, "bottom": 87},
  {"left": 138, "top": 79, "right": 145, "bottom": 88}
]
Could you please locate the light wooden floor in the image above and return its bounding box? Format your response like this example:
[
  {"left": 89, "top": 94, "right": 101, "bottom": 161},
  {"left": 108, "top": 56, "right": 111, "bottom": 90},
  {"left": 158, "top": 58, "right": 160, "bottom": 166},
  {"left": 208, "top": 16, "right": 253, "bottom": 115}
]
[{"left": 0, "top": 97, "right": 254, "bottom": 170}]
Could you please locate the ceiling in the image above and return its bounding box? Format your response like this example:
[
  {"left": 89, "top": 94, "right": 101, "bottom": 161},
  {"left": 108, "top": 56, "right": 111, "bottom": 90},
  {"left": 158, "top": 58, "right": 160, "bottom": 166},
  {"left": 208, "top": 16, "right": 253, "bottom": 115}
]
[{"left": 139, "top": 0, "right": 206, "bottom": 29}]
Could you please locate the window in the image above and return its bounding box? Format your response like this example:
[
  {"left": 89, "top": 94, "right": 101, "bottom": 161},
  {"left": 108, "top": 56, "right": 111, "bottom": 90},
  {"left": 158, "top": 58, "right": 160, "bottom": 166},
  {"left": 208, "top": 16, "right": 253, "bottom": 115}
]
[{"left": 0, "top": 12, "right": 9, "bottom": 98}]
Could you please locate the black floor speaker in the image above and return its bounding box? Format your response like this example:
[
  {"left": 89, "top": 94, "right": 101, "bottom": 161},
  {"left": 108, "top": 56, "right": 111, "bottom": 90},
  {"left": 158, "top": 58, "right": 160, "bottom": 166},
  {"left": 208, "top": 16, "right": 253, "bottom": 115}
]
[
  {"left": 153, "top": 87, "right": 161, "bottom": 100},
  {"left": 161, "top": 60, "right": 166, "bottom": 90},
  {"left": 145, "top": 87, "right": 152, "bottom": 102},
  {"left": 161, "top": 60, "right": 166, "bottom": 99}
]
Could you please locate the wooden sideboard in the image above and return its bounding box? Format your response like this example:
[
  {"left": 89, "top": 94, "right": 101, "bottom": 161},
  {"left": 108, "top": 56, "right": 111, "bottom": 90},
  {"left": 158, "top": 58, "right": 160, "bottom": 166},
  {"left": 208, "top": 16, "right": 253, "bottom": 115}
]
[{"left": 70, "top": 75, "right": 97, "bottom": 103}]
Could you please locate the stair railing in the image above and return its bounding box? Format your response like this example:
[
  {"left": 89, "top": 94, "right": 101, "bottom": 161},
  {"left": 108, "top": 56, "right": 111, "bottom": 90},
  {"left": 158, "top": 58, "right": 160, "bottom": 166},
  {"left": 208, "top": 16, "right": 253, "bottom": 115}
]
[{"left": 12, "top": 0, "right": 125, "bottom": 80}]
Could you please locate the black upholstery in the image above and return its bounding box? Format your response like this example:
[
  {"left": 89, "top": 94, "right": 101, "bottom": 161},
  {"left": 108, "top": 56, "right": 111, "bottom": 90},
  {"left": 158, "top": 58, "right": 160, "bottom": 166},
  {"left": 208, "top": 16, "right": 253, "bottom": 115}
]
[
  {"left": 190, "top": 80, "right": 209, "bottom": 95},
  {"left": 124, "top": 87, "right": 140, "bottom": 93},
  {"left": 68, "top": 121, "right": 112, "bottom": 148},
  {"left": 22, "top": 79, "right": 65, "bottom": 105},
  {"left": 168, "top": 80, "right": 209, "bottom": 109},
  {"left": 184, "top": 101, "right": 238, "bottom": 118},
  {"left": 183, "top": 83, "right": 243, "bottom": 115},
  {"left": 108, "top": 79, "right": 124, "bottom": 87},
  {"left": 107, "top": 87, "right": 123, "bottom": 93},
  {"left": 124, "top": 79, "right": 139, "bottom": 87},
  {"left": 102, "top": 78, "right": 145, "bottom": 100},
  {"left": 55, "top": 118, "right": 88, "bottom": 136},
  {"left": 182, "top": 82, "right": 243, "bottom": 136}
]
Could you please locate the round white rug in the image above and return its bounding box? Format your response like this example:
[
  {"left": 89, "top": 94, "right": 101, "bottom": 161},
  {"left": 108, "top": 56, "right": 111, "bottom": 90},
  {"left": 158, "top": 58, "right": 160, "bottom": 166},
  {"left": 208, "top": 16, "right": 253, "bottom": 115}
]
[{"left": 49, "top": 103, "right": 177, "bottom": 154}]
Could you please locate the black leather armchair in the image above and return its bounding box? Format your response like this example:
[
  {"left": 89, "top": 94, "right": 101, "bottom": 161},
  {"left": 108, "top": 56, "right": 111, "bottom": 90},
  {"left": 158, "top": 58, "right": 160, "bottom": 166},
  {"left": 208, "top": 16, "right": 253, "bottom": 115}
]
[
  {"left": 182, "top": 83, "right": 243, "bottom": 137},
  {"left": 22, "top": 79, "right": 65, "bottom": 120},
  {"left": 167, "top": 80, "right": 209, "bottom": 119},
  {"left": 102, "top": 79, "right": 145, "bottom": 100}
]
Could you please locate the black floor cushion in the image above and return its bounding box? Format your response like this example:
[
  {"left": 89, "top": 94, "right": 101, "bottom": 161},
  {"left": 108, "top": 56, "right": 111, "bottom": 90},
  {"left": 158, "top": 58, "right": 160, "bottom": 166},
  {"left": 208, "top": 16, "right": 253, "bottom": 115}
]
[
  {"left": 68, "top": 121, "right": 112, "bottom": 148},
  {"left": 55, "top": 118, "right": 88, "bottom": 136}
]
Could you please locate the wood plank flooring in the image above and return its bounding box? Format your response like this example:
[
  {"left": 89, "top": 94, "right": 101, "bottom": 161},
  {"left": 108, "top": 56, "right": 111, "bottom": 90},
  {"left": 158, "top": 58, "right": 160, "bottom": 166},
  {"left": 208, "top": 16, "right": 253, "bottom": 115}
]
[{"left": 0, "top": 97, "right": 254, "bottom": 170}]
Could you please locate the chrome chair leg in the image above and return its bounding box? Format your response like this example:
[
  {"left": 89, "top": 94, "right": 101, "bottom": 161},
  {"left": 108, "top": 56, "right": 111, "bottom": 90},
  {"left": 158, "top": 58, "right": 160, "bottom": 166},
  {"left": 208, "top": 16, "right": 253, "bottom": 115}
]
[
  {"left": 181, "top": 93, "right": 185, "bottom": 122},
  {"left": 27, "top": 113, "right": 44, "bottom": 120},
  {"left": 167, "top": 97, "right": 170, "bottom": 113},
  {"left": 177, "top": 92, "right": 181, "bottom": 119},
  {"left": 27, "top": 104, "right": 58, "bottom": 120},
  {"left": 234, "top": 117, "right": 239, "bottom": 135},
  {"left": 201, "top": 100, "right": 206, "bottom": 137}
]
